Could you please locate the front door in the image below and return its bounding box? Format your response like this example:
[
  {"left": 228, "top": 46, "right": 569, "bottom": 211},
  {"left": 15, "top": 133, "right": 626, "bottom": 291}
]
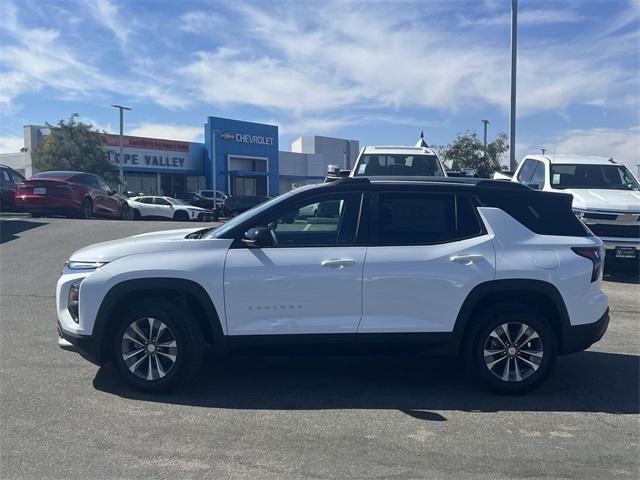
[
  {"left": 224, "top": 192, "right": 366, "bottom": 335},
  {"left": 359, "top": 192, "right": 495, "bottom": 333}
]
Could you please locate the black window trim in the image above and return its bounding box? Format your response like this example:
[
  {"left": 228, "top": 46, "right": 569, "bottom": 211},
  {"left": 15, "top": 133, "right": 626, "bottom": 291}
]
[
  {"left": 368, "top": 191, "right": 488, "bottom": 247},
  {"left": 229, "top": 191, "right": 370, "bottom": 249}
]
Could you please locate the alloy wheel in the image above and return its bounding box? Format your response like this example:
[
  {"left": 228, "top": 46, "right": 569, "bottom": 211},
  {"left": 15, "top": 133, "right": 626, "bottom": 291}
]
[
  {"left": 483, "top": 322, "right": 543, "bottom": 382},
  {"left": 121, "top": 317, "right": 178, "bottom": 381}
]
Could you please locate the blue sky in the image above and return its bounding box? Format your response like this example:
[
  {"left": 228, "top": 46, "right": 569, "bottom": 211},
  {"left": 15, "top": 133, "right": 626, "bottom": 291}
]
[{"left": 1, "top": 0, "right": 638, "bottom": 169}]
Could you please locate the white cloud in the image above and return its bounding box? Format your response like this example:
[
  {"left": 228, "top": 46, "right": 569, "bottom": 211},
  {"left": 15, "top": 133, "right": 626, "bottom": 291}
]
[
  {"left": 86, "top": 0, "right": 130, "bottom": 47},
  {"left": 177, "top": 1, "right": 636, "bottom": 117},
  {"left": 128, "top": 123, "right": 204, "bottom": 142},
  {"left": 545, "top": 127, "right": 640, "bottom": 172},
  {"left": 0, "top": 135, "right": 24, "bottom": 153},
  {"left": 458, "top": 8, "right": 585, "bottom": 27},
  {"left": 179, "top": 11, "right": 226, "bottom": 33}
]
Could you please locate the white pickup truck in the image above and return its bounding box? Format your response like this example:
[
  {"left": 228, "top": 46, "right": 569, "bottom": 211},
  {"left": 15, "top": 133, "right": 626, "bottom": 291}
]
[{"left": 510, "top": 154, "right": 640, "bottom": 260}]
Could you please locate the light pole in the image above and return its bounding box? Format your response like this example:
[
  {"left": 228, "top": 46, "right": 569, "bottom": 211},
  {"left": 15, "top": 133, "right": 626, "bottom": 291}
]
[
  {"left": 481, "top": 120, "right": 489, "bottom": 158},
  {"left": 110, "top": 104, "right": 131, "bottom": 192},
  {"left": 509, "top": 0, "right": 518, "bottom": 172}
]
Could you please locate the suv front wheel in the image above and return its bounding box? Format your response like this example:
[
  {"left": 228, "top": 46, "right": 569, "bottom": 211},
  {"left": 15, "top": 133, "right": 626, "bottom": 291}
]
[
  {"left": 112, "top": 299, "right": 205, "bottom": 392},
  {"left": 466, "top": 304, "right": 557, "bottom": 395}
]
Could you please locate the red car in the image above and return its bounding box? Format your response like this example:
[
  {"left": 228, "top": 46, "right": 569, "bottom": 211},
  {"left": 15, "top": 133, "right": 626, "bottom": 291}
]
[{"left": 14, "top": 171, "right": 131, "bottom": 219}]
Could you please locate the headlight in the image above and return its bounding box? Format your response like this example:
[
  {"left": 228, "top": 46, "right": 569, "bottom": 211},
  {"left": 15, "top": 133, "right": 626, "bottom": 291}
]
[
  {"left": 65, "top": 261, "right": 107, "bottom": 270},
  {"left": 68, "top": 280, "right": 81, "bottom": 323}
]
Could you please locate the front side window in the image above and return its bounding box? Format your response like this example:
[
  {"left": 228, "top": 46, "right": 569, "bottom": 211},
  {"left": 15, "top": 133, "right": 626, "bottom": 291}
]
[
  {"left": 355, "top": 154, "right": 445, "bottom": 177},
  {"left": 529, "top": 161, "right": 546, "bottom": 189},
  {"left": 376, "top": 193, "right": 482, "bottom": 245},
  {"left": 251, "top": 193, "right": 363, "bottom": 247},
  {"left": 154, "top": 198, "right": 171, "bottom": 206},
  {"left": 550, "top": 164, "right": 640, "bottom": 190},
  {"left": 517, "top": 159, "right": 537, "bottom": 183}
]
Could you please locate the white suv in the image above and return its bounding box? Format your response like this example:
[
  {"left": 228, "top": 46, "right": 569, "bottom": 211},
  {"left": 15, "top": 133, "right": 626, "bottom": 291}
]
[
  {"left": 351, "top": 145, "right": 447, "bottom": 177},
  {"left": 128, "top": 196, "right": 213, "bottom": 221},
  {"left": 57, "top": 177, "right": 608, "bottom": 394},
  {"left": 512, "top": 155, "right": 640, "bottom": 260}
]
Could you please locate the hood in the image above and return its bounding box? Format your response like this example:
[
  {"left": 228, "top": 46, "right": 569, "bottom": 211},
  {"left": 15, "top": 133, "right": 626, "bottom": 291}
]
[
  {"left": 566, "top": 188, "right": 640, "bottom": 212},
  {"left": 69, "top": 227, "right": 202, "bottom": 263}
]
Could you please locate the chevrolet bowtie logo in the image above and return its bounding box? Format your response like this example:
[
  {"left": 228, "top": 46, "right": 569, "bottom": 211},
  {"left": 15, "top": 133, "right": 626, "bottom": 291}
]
[{"left": 220, "top": 132, "right": 235, "bottom": 141}]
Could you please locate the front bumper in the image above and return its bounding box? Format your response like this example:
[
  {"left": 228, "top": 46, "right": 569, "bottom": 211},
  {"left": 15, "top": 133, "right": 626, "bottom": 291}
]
[
  {"left": 57, "top": 321, "right": 101, "bottom": 365},
  {"left": 561, "top": 307, "right": 610, "bottom": 355}
]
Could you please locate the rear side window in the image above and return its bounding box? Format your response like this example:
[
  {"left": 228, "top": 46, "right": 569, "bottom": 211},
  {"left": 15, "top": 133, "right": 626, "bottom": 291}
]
[
  {"left": 376, "top": 193, "right": 483, "bottom": 246},
  {"left": 478, "top": 191, "right": 590, "bottom": 237}
]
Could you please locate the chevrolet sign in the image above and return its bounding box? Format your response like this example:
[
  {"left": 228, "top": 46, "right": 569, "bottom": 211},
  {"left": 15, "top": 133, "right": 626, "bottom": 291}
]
[{"left": 220, "top": 132, "right": 274, "bottom": 145}]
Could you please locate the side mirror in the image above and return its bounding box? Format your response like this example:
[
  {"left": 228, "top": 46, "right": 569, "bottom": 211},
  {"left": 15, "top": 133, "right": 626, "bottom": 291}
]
[
  {"left": 527, "top": 183, "right": 541, "bottom": 190},
  {"left": 242, "top": 226, "right": 272, "bottom": 248}
]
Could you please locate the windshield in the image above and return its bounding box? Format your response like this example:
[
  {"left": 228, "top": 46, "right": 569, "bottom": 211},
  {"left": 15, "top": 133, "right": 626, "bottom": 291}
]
[
  {"left": 204, "top": 185, "right": 317, "bottom": 239},
  {"left": 550, "top": 164, "right": 639, "bottom": 190},
  {"left": 354, "top": 154, "right": 445, "bottom": 177}
]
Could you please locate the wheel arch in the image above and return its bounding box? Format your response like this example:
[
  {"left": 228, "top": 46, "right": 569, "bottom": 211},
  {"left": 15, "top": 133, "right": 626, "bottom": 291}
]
[
  {"left": 94, "top": 278, "right": 225, "bottom": 364},
  {"left": 454, "top": 279, "right": 571, "bottom": 355}
]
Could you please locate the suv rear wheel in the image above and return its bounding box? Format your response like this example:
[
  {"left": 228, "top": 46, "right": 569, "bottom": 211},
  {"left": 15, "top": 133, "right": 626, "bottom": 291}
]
[
  {"left": 466, "top": 304, "right": 557, "bottom": 395},
  {"left": 111, "top": 299, "right": 205, "bottom": 392}
]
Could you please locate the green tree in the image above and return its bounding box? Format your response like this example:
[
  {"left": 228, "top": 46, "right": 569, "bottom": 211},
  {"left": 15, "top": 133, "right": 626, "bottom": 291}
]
[
  {"left": 32, "top": 114, "right": 117, "bottom": 183},
  {"left": 441, "top": 131, "right": 509, "bottom": 178}
]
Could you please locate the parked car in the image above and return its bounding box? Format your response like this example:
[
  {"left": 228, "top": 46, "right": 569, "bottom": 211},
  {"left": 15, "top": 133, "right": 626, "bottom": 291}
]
[
  {"left": 14, "top": 171, "right": 130, "bottom": 219},
  {"left": 174, "top": 191, "right": 215, "bottom": 210},
  {"left": 56, "top": 177, "right": 608, "bottom": 394},
  {"left": 199, "top": 190, "right": 228, "bottom": 208},
  {"left": 511, "top": 155, "right": 640, "bottom": 260},
  {"left": 351, "top": 145, "right": 447, "bottom": 177},
  {"left": 0, "top": 164, "right": 25, "bottom": 211},
  {"left": 128, "top": 195, "right": 213, "bottom": 221},
  {"left": 221, "top": 195, "right": 270, "bottom": 217}
]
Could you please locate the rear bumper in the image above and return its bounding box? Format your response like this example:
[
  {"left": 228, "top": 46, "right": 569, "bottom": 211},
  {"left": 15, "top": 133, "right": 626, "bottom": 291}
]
[
  {"left": 15, "top": 196, "right": 80, "bottom": 214},
  {"left": 561, "top": 307, "right": 609, "bottom": 355},
  {"left": 57, "top": 322, "right": 101, "bottom": 365}
]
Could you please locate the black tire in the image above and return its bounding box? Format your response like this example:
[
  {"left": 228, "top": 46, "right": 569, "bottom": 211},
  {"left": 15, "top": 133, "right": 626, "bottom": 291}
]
[
  {"left": 111, "top": 299, "right": 205, "bottom": 393},
  {"left": 173, "top": 210, "right": 189, "bottom": 222},
  {"left": 78, "top": 197, "right": 92, "bottom": 219},
  {"left": 132, "top": 209, "right": 141, "bottom": 220},
  {"left": 465, "top": 303, "right": 557, "bottom": 395},
  {"left": 119, "top": 204, "right": 132, "bottom": 220}
]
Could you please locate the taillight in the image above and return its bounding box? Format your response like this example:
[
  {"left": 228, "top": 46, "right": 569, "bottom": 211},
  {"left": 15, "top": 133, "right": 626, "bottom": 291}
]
[{"left": 571, "top": 247, "right": 603, "bottom": 282}]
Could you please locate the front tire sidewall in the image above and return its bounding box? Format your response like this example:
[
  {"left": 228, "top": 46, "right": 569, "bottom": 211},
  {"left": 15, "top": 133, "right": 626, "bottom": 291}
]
[
  {"left": 112, "top": 302, "right": 201, "bottom": 393},
  {"left": 468, "top": 305, "right": 557, "bottom": 395}
]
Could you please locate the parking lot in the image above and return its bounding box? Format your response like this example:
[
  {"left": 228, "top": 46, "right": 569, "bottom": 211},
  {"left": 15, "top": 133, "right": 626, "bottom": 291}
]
[{"left": 0, "top": 217, "right": 638, "bottom": 479}]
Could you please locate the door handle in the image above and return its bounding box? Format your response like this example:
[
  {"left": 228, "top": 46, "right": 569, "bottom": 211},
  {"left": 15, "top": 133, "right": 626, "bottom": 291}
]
[
  {"left": 321, "top": 259, "right": 355, "bottom": 269},
  {"left": 450, "top": 254, "right": 484, "bottom": 265}
]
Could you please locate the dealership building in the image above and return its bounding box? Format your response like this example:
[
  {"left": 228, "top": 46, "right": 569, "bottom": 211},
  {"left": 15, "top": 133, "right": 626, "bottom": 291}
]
[{"left": 0, "top": 116, "right": 359, "bottom": 197}]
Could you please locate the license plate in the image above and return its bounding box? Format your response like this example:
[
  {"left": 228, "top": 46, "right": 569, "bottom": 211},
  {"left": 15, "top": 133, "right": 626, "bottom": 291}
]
[
  {"left": 33, "top": 187, "right": 46, "bottom": 194},
  {"left": 615, "top": 247, "right": 637, "bottom": 259}
]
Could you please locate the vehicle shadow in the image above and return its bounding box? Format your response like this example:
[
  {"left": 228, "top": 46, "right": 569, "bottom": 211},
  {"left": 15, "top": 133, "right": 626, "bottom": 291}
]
[
  {"left": 93, "top": 350, "right": 639, "bottom": 420},
  {"left": 603, "top": 260, "right": 640, "bottom": 284},
  {"left": 0, "top": 219, "right": 48, "bottom": 244}
]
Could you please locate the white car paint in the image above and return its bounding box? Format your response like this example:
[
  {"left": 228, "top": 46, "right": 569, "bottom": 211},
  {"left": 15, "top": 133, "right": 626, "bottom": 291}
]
[{"left": 224, "top": 246, "right": 367, "bottom": 334}]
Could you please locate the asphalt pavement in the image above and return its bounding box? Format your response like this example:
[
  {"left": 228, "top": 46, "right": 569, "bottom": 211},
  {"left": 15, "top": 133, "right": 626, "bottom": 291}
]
[{"left": 0, "top": 217, "right": 638, "bottom": 480}]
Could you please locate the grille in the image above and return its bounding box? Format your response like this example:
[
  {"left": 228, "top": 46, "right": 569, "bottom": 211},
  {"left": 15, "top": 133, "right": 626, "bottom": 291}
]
[{"left": 588, "top": 223, "right": 640, "bottom": 239}]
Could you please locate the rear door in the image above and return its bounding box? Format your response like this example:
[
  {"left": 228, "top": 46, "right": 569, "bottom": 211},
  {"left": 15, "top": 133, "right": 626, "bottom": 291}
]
[
  {"left": 134, "top": 197, "right": 155, "bottom": 217},
  {"left": 359, "top": 191, "right": 495, "bottom": 333},
  {"left": 224, "top": 191, "right": 367, "bottom": 335}
]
